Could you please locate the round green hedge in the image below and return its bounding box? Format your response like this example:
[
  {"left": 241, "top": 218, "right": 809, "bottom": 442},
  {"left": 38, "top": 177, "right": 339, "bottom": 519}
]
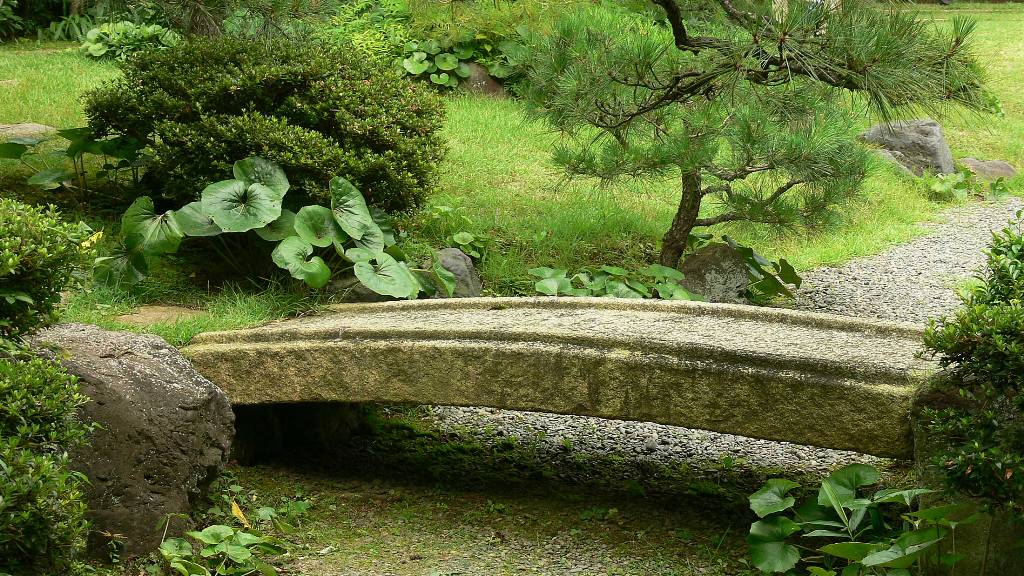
[
  {"left": 0, "top": 199, "right": 85, "bottom": 339},
  {"left": 84, "top": 37, "right": 447, "bottom": 212}
]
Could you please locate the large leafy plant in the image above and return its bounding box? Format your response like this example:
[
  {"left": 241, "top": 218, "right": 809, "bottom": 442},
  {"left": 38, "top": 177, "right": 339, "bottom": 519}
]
[
  {"left": 80, "top": 20, "right": 180, "bottom": 60},
  {"left": 529, "top": 264, "right": 700, "bottom": 300},
  {"left": 747, "top": 464, "right": 971, "bottom": 575},
  {"left": 97, "top": 157, "right": 455, "bottom": 299},
  {"left": 158, "top": 524, "right": 286, "bottom": 576}
]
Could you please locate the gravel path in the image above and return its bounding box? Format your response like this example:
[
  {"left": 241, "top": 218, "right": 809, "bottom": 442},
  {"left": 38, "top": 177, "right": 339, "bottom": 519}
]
[
  {"left": 426, "top": 198, "right": 1023, "bottom": 483},
  {"left": 793, "top": 198, "right": 1024, "bottom": 324}
]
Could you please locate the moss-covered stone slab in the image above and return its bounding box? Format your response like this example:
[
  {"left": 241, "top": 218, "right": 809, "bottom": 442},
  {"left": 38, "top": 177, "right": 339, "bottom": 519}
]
[{"left": 183, "top": 298, "right": 936, "bottom": 458}]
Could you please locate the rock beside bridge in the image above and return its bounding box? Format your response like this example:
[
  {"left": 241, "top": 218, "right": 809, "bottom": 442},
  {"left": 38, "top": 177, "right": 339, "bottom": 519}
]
[
  {"left": 32, "top": 324, "right": 234, "bottom": 557},
  {"left": 184, "top": 298, "right": 935, "bottom": 459},
  {"left": 859, "top": 119, "right": 954, "bottom": 175}
]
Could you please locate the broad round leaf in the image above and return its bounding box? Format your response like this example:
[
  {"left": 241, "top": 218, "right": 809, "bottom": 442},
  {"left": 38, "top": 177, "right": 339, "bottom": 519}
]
[
  {"left": 232, "top": 157, "right": 289, "bottom": 199},
  {"left": 122, "top": 196, "right": 184, "bottom": 255},
  {"left": 330, "top": 176, "right": 383, "bottom": 251},
  {"left": 176, "top": 201, "right": 222, "bottom": 237},
  {"left": 433, "top": 260, "right": 457, "bottom": 297},
  {"left": 818, "top": 463, "right": 881, "bottom": 507},
  {"left": 403, "top": 57, "right": 430, "bottom": 75},
  {"left": 747, "top": 517, "right": 801, "bottom": 573},
  {"left": 749, "top": 479, "right": 800, "bottom": 518},
  {"left": 271, "top": 237, "right": 331, "bottom": 289},
  {"left": 354, "top": 252, "right": 419, "bottom": 298},
  {"left": 94, "top": 244, "right": 148, "bottom": 286},
  {"left": 201, "top": 179, "right": 283, "bottom": 233},
  {"left": 255, "top": 209, "right": 297, "bottom": 242},
  {"left": 344, "top": 247, "right": 376, "bottom": 263},
  {"left": 435, "top": 53, "right": 459, "bottom": 70},
  {"left": 294, "top": 205, "right": 347, "bottom": 248}
]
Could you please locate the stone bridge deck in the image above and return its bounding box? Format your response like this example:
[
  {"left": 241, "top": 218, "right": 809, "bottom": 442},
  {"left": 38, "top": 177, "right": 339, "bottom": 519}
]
[{"left": 182, "top": 298, "right": 936, "bottom": 458}]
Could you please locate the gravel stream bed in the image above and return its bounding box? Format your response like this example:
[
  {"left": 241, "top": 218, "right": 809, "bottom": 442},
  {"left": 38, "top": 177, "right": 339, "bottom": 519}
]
[{"left": 424, "top": 198, "right": 1024, "bottom": 484}]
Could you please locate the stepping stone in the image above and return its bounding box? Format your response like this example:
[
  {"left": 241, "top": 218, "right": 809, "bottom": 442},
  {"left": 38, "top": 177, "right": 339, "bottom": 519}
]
[
  {"left": 117, "top": 305, "right": 203, "bottom": 325},
  {"left": 960, "top": 157, "right": 1018, "bottom": 180},
  {"left": 0, "top": 122, "right": 56, "bottom": 141}
]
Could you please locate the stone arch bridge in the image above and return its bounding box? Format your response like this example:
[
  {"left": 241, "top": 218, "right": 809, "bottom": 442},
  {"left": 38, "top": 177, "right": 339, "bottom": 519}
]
[{"left": 182, "top": 297, "right": 935, "bottom": 459}]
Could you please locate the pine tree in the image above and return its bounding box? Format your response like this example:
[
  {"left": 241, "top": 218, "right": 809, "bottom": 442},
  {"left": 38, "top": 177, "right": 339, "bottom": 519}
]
[{"left": 521, "top": 0, "right": 989, "bottom": 267}]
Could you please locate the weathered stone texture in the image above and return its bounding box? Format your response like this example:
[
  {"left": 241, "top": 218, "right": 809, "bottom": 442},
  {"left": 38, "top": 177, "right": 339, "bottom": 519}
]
[
  {"left": 184, "top": 298, "right": 935, "bottom": 458},
  {"left": 859, "top": 119, "right": 954, "bottom": 175},
  {"left": 32, "top": 324, "right": 234, "bottom": 556}
]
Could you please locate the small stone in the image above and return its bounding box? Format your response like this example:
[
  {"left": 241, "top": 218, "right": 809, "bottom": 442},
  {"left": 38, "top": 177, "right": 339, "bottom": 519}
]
[
  {"left": 679, "top": 242, "right": 749, "bottom": 303},
  {"left": 0, "top": 122, "right": 56, "bottom": 141},
  {"left": 859, "top": 119, "right": 955, "bottom": 175},
  {"left": 960, "top": 157, "right": 1018, "bottom": 181},
  {"left": 460, "top": 63, "right": 506, "bottom": 98},
  {"left": 428, "top": 247, "right": 483, "bottom": 298}
]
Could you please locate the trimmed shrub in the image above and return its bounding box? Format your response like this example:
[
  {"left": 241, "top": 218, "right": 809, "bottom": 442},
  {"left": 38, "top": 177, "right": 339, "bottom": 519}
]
[
  {"left": 0, "top": 199, "right": 86, "bottom": 339},
  {"left": 84, "top": 37, "right": 446, "bottom": 212},
  {"left": 923, "top": 210, "right": 1024, "bottom": 517},
  {"left": 0, "top": 352, "right": 91, "bottom": 574}
]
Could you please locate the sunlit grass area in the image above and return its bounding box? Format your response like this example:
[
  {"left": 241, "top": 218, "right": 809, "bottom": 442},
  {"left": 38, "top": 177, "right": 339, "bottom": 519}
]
[{"left": 2, "top": 3, "right": 1022, "bottom": 331}]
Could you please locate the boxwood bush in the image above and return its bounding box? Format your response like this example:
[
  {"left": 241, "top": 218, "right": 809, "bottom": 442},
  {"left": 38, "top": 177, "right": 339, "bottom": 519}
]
[
  {"left": 0, "top": 352, "right": 91, "bottom": 574},
  {"left": 923, "top": 210, "right": 1023, "bottom": 518},
  {"left": 1, "top": 198, "right": 91, "bottom": 574},
  {"left": 0, "top": 198, "right": 87, "bottom": 339},
  {"left": 84, "top": 37, "right": 446, "bottom": 212}
]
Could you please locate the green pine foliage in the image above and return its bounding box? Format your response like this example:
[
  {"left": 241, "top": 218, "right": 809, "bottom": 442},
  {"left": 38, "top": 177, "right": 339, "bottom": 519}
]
[
  {"left": 520, "top": 0, "right": 990, "bottom": 267},
  {"left": 923, "top": 211, "right": 1023, "bottom": 518},
  {"left": 83, "top": 37, "right": 446, "bottom": 212}
]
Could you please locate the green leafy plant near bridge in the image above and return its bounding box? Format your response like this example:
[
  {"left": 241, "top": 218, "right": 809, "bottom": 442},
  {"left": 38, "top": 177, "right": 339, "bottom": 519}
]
[
  {"left": 96, "top": 157, "right": 457, "bottom": 299},
  {"left": 1, "top": 199, "right": 93, "bottom": 574},
  {"left": 923, "top": 210, "right": 1024, "bottom": 521},
  {"left": 747, "top": 464, "right": 971, "bottom": 575}
]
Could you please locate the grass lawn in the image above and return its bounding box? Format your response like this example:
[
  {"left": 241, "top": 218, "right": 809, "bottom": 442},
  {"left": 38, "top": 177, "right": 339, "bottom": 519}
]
[{"left": 1, "top": 3, "right": 1022, "bottom": 337}]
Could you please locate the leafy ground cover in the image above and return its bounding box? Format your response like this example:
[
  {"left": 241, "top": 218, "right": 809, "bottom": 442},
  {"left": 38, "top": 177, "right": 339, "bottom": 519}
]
[{"left": 2, "top": 4, "right": 1023, "bottom": 313}]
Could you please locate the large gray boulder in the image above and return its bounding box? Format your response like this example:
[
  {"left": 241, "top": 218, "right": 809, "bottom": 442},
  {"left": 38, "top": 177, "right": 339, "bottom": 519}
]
[
  {"left": 31, "top": 324, "right": 234, "bottom": 557},
  {"left": 678, "top": 243, "right": 749, "bottom": 304},
  {"left": 859, "top": 119, "right": 955, "bottom": 176}
]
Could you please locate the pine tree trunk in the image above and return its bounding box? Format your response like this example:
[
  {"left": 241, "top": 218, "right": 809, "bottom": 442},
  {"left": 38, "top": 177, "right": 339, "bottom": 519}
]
[{"left": 659, "top": 171, "right": 702, "bottom": 268}]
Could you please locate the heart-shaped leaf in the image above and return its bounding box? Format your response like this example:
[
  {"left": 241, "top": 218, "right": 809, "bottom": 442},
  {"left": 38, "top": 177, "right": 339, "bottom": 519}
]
[
  {"left": 749, "top": 479, "right": 800, "bottom": 518},
  {"left": 402, "top": 57, "right": 431, "bottom": 75},
  {"left": 295, "top": 205, "right": 347, "bottom": 249},
  {"left": 176, "top": 202, "right": 222, "bottom": 237},
  {"left": 94, "top": 243, "right": 149, "bottom": 286},
  {"left": 344, "top": 247, "right": 376, "bottom": 263},
  {"left": 818, "top": 464, "right": 880, "bottom": 508},
  {"left": 271, "top": 237, "right": 331, "bottom": 289},
  {"left": 255, "top": 209, "right": 297, "bottom": 241},
  {"left": 434, "top": 53, "right": 459, "bottom": 70},
  {"left": 370, "top": 206, "right": 397, "bottom": 246},
  {"left": 330, "top": 177, "right": 383, "bottom": 251},
  {"left": 430, "top": 72, "right": 451, "bottom": 85},
  {"left": 232, "top": 157, "right": 289, "bottom": 198},
  {"left": 354, "top": 252, "right": 420, "bottom": 298},
  {"left": 122, "top": 196, "right": 184, "bottom": 255},
  {"left": 0, "top": 142, "right": 28, "bottom": 159},
  {"left": 747, "top": 516, "right": 801, "bottom": 573},
  {"left": 201, "top": 179, "right": 283, "bottom": 233},
  {"left": 433, "top": 260, "right": 457, "bottom": 297},
  {"left": 187, "top": 525, "right": 235, "bottom": 545},
  {"left": 27, "top": 167, "right": 74, "bottom": 189}
]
